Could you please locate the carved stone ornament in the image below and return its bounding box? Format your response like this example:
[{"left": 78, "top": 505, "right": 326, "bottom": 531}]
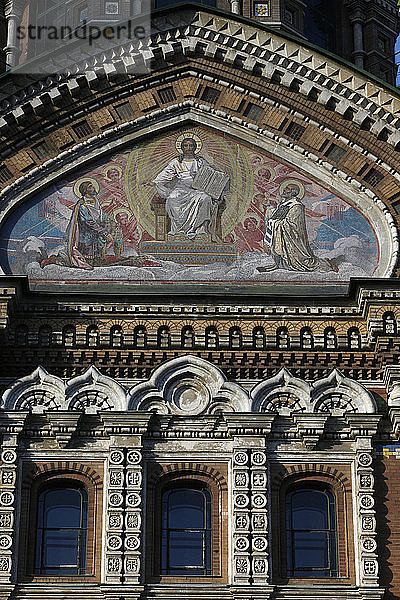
[
  {"left": 358, "top": 453, "right": 373, "bottom": 467},
  {"left": 1, "top": 360, "right": 378, "bottom": 417},
  {"left": 66, "top": 366, "right": 126, "bottom": 412},
  {"left": 125, "top": 557, "right": 140, "bottom": 573},
  {"left": 127, "top": 450, "right": 141, "bottom": 465},
  {"left": 235, "top": 557, "right": 249, "bottom": 574},
  {"left": 107, "top": 556, "right": 122, "bottom": 573},
  {"left": 234, "top": 452, "right": 248, "bottom": 466},
  {"left": 107, "top": 535, "right": 122, "bottom": 550},
  {"left": 235, "top": 536, "right": 250, "bottom": 551},
  {"left": 0, "top": 557, "right": 11, "bottom": 572},
  {"left": 126, "top": 512, "right": 141, "bottom": 529},
  {"left": 0, "top": 492, "right": 14, "bottom": 507},
  {"left": 0, "top": 514, "right": 12, "bottom": 528},
  {"left": 128, "top": 355, "right": 249, "bottom": 415},
  {"left": 252, "top": 536, "right": 268, "bottom": 552},
  {"left": 0, "top": 450, "right": 16, "bottom": 464},
  {"left": 360, "top": 495, "right": 374, "bottom": 509},
  {"left": 362, "top": 538, "right": 377, "bottom": 552},
  {"left": 234, "top": 494, "right": 249, "bottom": 508},
  {"left": 2, "top": 366, "right": 64, "bottom": 412},
  {"left": 125, "top": 535, "right": 140, "bottom": 550},
  {"left": 127, "top": 471, "right": 141, "bottom": 486},
  {"left": 108, "top": 514, "right": 122, "bottom": 529},
  {"left": 251, "top": 451, "right": 266, "bottom": 466},
  {"left": 108, "top": 493, "right": 123, "bottom": 507},
  {"left": 126, "top": 493, "right": 141, "bottom": 507},
  {"left": 252, "top": 494, "right": 267, "bottom": 508},
  {"left": 235, "top": 514, "right": 249, "bottom": 529},
  {"left": 109, "top": 450, "right": 124, "bottom": 465},
  {"left": 0, "top": 536, "right": 12, "bottom": 550}
]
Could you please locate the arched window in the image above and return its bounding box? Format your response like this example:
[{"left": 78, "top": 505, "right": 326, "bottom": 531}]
[
  {"left": 286, "top": 486, "right": 337, "bottom": 578},
  {"left": 229, "top": 327, "right": 242, "bottom": 349},
  {"left": 35, "top": 484, "right": 88, "bottom": 575},
  {"left": 86, "top": 326, "right": 99, "bottom": 348},
  {"left": 383, "top": 312, "right": 396, "bottom": 335},
  {"left": 182, "top": 326, "right": 195, "bottom": 349},
  {"left": 16, "top": 325, "right": 28, "bottom": 347},
  {"left": 110, "top": 325, "right": 123, "bottom": 348},
  {"left": 348, "top": 327, "right": 361, "bottom": 349},
  {"left": 161, "top": 486, "right": 212, "bottom": 576},
  {"left": 277, "top": 327, "right": 290, "bottom": 349},
  {"left": 205, "top": 326, "right": 218, "bottom": 349},
  {"left": 158, "top": 326, "right": 171, "bottom": 349},
  {"left": 134, "top": 326, "right": 147, "bottom": 348},
  {"left": 63, "top": 326, "right": 76, "bottom": 347},
  {"left": 300, "top": 328, "right": 313, "bottom": 349},
  {"left": 253, "top": 326, "right": 265, "bottom": 349},
  {"left": 324, "top": 328, "right": 337, "bottom": 350},
  {"left": 38, "top": 325, "right": 52, "bottom": 347}
]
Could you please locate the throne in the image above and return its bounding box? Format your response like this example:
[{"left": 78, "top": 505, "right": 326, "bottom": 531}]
[{"left": 139, "top": 195, "right": 237, "bottom": 266}]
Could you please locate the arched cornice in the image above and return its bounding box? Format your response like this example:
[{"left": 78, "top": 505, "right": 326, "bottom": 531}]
[
  {"left": 1, "top": 366, "right": 65, "bottom": 412},
  {"left": 1, "top": 361, "right": 378, "bottom": 416},
  {"left": 127, "top": 354, "right": 250, "bottom": 414}
]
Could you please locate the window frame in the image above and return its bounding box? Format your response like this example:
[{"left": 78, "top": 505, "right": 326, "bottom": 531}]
[
  {"left": 270, "top": 468, "right": 354, "bottom": 584},
  {"left": 146, "top": 467, "right": 228, "bottom": 584},
  {"left": 285, "top": 484, "right": 338, "bottom": 578},
  {"left": 160, "top": 485, "right": 213, "bottom": 576},
  {"left": 34, "top": 484, "right": 89, "bottom": 576},
  {"left": 20, "top": 469, "right": 101, "bottom": 582}
]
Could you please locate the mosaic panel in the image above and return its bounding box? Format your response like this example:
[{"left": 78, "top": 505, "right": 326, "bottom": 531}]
[{"left": 0, "top": 127, "right": 379, "bottom": 288}]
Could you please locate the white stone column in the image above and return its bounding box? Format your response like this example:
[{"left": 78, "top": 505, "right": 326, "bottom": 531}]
[
  {"left": 105, "top": 447, "right": 125, "bottom": 583},
  {"left": 356, "top": 449, "right": 379, "bottom": 586},
  {"left": 249, "top": 448, "right": 269, "bottom": 585},
  {"left": 350, "top": 8, "right": 366, "bottom": 69},
  {"left": 124, "top": 448, "right": 143, "bottom": 584},
  {"left": 232, "top": 448, "right": 252, "bottom": 585},
  {"left": 4, "top": 0, "right": 24, "bottom": 70},
  {"left": 232, "top": 445, "right": 270, "bottom": 586},
  {"left": 0, "top": 440, "right": 17, "bottom": 584},
  {"left": 230, "top": 0, "right": 240, "bottom": 14}
]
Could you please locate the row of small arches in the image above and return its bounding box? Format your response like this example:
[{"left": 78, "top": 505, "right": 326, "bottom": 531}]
[{"left": 8, "top": 324, "right": 374, "bottom": 350}]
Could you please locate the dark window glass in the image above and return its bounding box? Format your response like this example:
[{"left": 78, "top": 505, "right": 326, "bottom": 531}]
[
  {"left": 286, "top": 487, "right": 337, "bottom": 577},
  {"left": 161, "top": 487, "right": 212, "bottom": 575},
  {"left": 35, "top": 486, "right": 88, "bottom": 575}
]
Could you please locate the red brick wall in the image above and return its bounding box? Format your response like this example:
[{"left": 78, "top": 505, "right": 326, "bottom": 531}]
[{"left": 375, "top": 453, "right": 400, "bottom": 599}]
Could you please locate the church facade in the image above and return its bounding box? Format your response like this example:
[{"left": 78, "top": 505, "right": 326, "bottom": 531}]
[{"left": 0, "top": 2, "right": 400, "bottom": 599}]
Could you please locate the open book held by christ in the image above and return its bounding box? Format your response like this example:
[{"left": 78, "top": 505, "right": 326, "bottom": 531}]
[{"left": 192, "top": 164, "right": 229, "bottom": 200}]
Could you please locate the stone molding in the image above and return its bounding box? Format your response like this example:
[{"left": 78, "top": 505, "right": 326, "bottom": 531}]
[{"left": 1, "top": 358, "right": 377, "bottom": 417}]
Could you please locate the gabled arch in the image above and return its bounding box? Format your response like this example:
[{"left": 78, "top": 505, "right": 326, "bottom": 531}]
[
  {"left": 311, "top": 369, "right": 377, "bottom": 415},
  {"left": 127, "top": 355, "right": 249, "bottom": 414},
  {"left": 65, "top": 365, "right": 126, "bottom": 412},
  {"left": 2, "top": 366, "right": 65, "bottom": 412},
  {"left": 251, "top": 367, "right": 311, "bottom": 414}
]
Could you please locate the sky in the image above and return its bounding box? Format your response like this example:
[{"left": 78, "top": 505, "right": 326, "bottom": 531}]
[{"left": 396, "top": 33, "right": 400, "bottom": 86}]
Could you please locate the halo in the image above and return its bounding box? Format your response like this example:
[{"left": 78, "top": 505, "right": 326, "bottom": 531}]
[
  {"left": 257, "top": 165, "right": 276, "bottom": 181},
  {"left": 243, "top": 212, "right": 261, "bottom": 227},
  {"left": 102, "top": 164, "right": 123, "bottom": 181},
  {"left": 73, "top": 177, "right": 100, "bottom": 199},
  {"left": 175, "top": 132, "right": 202, "bottom": 154},
  {"left": 113, "top": 208, "right": 131, "bottom": 217},
  {"left": 279, "top": 179, "right": 305, "bottom": 200}
]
